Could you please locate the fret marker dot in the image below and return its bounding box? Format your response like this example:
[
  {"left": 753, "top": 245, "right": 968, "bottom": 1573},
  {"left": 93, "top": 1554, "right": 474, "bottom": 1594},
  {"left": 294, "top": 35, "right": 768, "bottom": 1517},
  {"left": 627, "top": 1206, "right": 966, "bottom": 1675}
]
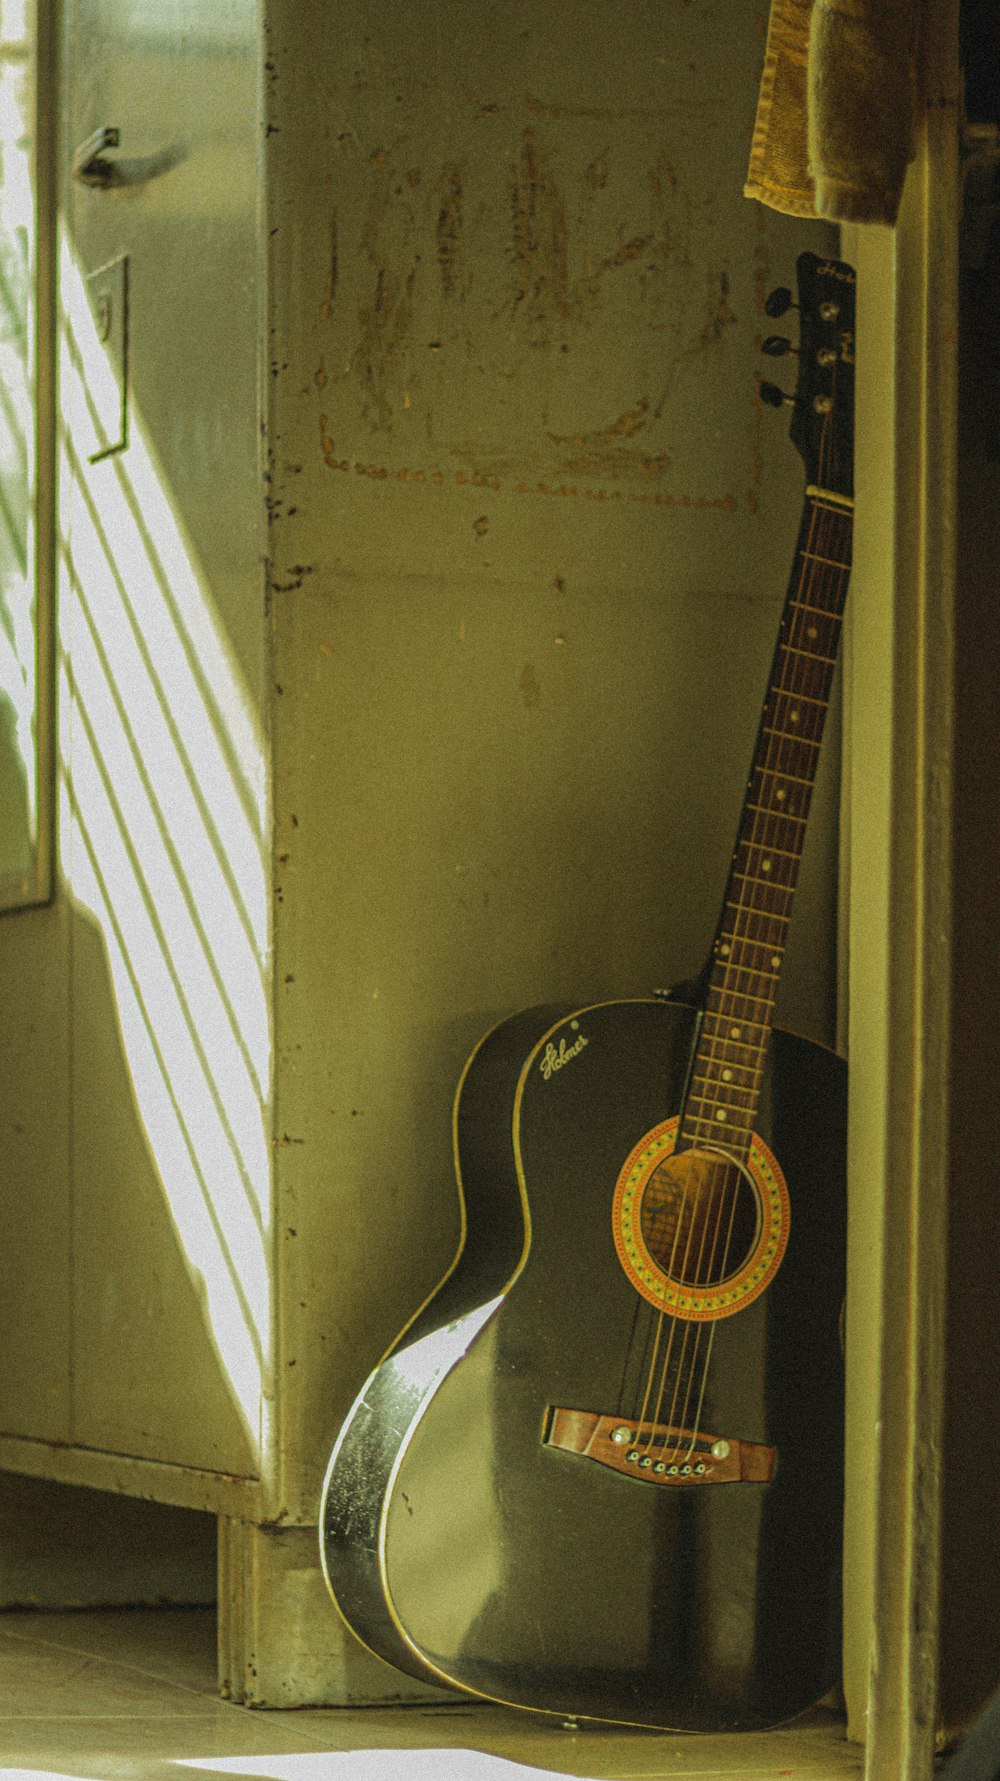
[
  {"left": 722, "top": 1068, "right": 733, "bottom": 1081},
  {"left": 716, "top": 1109, "right": 727, "bottom": 1122},
  {"left": 761, "top": 859, "right": 772, "bottom": 873},
  {"left": 790, "top": 710, "right": 800, "bottom": 724},
  {"left": 730, "top": 1026, "right": 742, "bottom": 1039},
  {"left": 771, "top": 955, "right": 781, "bottom": 968},
  {"left": 775, "top": 787, "right": 786, "bottom": 802},
  {"left": 719, "top": 943, "right": 730, "bottom": 956},
  {"left": 807, "top": 625, "right": 818, "bottom": 639}
]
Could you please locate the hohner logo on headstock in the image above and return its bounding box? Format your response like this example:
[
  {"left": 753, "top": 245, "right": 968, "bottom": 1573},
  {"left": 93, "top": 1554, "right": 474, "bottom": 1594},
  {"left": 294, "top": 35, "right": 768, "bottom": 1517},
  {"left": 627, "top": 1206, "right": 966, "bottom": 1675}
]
[{"left": 817, "top": 260, "right": 856, "bottom": 285}]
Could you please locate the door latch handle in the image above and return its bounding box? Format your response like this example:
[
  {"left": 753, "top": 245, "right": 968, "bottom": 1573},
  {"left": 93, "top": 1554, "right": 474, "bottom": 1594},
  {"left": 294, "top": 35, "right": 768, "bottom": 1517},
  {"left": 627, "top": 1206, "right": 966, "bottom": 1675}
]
[{"left": 73, "top": 126, "right": 121, "bottom": 188}]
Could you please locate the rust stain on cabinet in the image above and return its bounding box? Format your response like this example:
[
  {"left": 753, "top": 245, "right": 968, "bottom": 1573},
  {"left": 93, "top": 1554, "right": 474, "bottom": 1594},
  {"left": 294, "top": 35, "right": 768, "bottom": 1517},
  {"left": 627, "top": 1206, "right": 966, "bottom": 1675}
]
[
  {"left": 437, "top": 166, "right": 464, "bottom": 296},
  {"left": 320, "top": 212, "right": 338, "bottom": 320},
  {"left": 311, "top": 91, "right": 759, "bottom": 502},
  {"left": 511, "top": 126, "right": 569, "bottom": 329}
]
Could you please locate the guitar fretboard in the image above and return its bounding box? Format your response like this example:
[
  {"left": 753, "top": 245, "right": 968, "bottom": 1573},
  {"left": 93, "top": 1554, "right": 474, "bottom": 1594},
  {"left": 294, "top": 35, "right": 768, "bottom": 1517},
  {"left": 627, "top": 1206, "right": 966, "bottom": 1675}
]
[{"left": 681, "top": 494, "right": 853, "bottom": 1159}]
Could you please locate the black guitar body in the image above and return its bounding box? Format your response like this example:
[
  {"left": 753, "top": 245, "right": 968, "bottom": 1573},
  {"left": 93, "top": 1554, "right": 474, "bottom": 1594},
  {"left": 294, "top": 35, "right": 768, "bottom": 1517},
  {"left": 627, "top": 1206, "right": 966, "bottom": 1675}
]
[{"left": 321, "top": 996, "right": 846, "bottom": 1732}]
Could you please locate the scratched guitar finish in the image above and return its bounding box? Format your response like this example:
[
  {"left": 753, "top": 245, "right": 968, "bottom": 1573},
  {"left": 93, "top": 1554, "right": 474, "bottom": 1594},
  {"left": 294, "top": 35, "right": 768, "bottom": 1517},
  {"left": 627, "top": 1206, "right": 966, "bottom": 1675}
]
[{"left": 320, "top": 254, "right": 855, "bottom": 1732}]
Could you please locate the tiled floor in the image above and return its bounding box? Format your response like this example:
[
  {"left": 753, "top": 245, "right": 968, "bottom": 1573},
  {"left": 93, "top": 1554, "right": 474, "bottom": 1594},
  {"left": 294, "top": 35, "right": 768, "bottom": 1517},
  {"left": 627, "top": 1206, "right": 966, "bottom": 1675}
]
[{"left": 0, "top": 1608, "right": 864, "bottom": 1780}]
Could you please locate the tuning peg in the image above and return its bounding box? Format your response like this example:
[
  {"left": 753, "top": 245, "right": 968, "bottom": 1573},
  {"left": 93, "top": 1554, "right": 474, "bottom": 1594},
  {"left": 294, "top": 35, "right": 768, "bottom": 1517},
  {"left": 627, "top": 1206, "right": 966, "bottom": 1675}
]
[
  {"left": 762, "top": 334, "right": 798, "bottom": 357},
  {"left": 759, "top": 380, "right": 795, "bottom": 408},
  {"left": 764, "top": 286, "right": 797, "bottom": 319}
]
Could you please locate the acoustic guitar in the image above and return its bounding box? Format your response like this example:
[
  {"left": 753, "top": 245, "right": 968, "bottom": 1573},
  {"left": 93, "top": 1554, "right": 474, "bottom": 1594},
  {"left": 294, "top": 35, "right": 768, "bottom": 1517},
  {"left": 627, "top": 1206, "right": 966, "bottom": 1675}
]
[{"left": 320, "top": 251, "right": 856, "bottom": 1732}]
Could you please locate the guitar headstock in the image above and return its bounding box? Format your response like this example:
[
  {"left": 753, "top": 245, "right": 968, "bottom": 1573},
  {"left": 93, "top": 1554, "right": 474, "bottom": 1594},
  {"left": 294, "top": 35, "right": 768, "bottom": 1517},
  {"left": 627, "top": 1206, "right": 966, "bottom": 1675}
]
[{"left": 760, "top": 252, "right": 856, "bottom": 501}]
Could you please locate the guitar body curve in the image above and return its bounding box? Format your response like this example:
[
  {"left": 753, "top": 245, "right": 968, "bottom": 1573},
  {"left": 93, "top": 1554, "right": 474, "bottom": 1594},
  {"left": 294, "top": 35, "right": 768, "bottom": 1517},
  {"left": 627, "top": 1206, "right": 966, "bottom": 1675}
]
[{"left": 320, "top": 996, "right": 846, "bottom": 1731}]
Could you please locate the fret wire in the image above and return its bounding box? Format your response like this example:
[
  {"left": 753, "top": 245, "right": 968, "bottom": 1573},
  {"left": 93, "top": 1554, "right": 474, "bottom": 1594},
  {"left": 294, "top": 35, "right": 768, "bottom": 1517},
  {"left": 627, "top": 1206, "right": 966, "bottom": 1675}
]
[
  {"left": 688, "top": 1097, "right": 758, "bottom": 1121},
  {"left": 691, "top": 1059, "right": 761, "bottom": 1083},
  {"left": 690, "top": 1062, "right": 767, "bottom": 1094},
  {"left": 770, "top": 687, "right": 829, "bottom": 711},
  {"left": 808, "top": 498, "right": 853, "bottom": 517},
  {"left": 687, "top": 1084, "right": 757, "bottom": 1111},
  {"left": 689, "top": 1082, "right": 758, "bottom": 1104},
  {"left": 762, "top": 725, "right": 822, "bottom": 749},
  {"left": 790, "top": 593, "right": 847, "bottom": 620},
  {"left": 722, "top": 903, "right": 791, "bottom": 927},
  {"left": 688, "top": 495, "right": 853, "bottom": 1150},
  {"left": 782, "top": 642, "right": 838, "bottom": 668},
  {"left": 699, "top": 1023, "right": 769, "bottom": 1048},
  {"left": 717, "top": 930, "right": 787, "bottom": 953},
  {"left": 684, "top": 1117, "right": 755, "bottom": 1141},
  {"left": 723, "top": 900, "right": 791, "bottom": 931},
  {"left": 715, "top": 945, "right": 782, "bottom": 968},
  {"left": 738, "top": 838, "right": 801, "bottom": 863},
  {"left": 754, "top": 766, "right": 814, "bottom": 790},
  {"left": 691, "top": 1073, "right": 760, "bottom": 1096},
  {"left": 799, "top": 550, "right": 851, "bottom": 570},
  {"left": 745, "top": 800, "right": 807, "bottom": 825},
  {"left": 713, "top": 958, "right": 781, "bottom": 983},
  {"left": 786, "top": 628, "right": 840, "bottom": 661},
  {"left": 685, "top": 1111, "right": 755, "bottom": 1137},
  {"left": 730, "top": 871, "right": 796, "bottom": 895},
  {"left": 708, "top": 987, "right": 775, "bottom": 1010}
]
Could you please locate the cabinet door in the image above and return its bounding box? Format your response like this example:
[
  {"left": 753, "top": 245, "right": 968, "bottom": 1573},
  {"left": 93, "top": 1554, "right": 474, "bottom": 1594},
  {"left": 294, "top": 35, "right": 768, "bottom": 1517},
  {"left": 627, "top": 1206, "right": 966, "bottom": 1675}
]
[{"left": 61, "top": 0, "right": 266, "bottom": 1476}]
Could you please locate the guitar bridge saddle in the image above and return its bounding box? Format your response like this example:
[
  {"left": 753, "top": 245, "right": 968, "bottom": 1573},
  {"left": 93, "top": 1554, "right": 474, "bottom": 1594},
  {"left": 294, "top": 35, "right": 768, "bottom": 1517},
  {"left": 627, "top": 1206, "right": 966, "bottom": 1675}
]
[{"left": 543, "top": 1406, "right": 775, "bottom": 1486}]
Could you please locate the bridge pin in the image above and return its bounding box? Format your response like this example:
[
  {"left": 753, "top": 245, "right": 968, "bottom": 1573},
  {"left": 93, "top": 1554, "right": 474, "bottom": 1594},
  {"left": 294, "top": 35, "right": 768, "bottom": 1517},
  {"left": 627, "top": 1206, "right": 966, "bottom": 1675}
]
[
  {"left": 654, "top": 1461, "right": 666, "bottom": 1474},
  {"left": 639, "top": 1455, "right": 653, "bottom": 1469}
]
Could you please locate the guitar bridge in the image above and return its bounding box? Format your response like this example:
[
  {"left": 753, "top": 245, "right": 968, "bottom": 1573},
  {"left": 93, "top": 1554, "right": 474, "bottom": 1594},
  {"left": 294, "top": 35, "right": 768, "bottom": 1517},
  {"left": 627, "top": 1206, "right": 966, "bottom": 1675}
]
[{"left": 544, "top": 1407, "right": 775, "bottom": 1486}]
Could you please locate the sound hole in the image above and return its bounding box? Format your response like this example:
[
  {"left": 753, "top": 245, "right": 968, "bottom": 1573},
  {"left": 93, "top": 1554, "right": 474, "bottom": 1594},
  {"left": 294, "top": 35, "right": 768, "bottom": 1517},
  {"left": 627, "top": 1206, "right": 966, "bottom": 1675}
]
[{"left": 639, "top": 1148, "right": 761, "bottom": 1288}]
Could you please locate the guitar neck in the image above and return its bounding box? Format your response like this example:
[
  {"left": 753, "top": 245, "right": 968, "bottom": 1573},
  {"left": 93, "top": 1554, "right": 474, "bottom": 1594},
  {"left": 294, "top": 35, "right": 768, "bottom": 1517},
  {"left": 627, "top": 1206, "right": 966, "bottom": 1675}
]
[{"left": 681, "top": 488, "right": 854, "bottom": 1157}]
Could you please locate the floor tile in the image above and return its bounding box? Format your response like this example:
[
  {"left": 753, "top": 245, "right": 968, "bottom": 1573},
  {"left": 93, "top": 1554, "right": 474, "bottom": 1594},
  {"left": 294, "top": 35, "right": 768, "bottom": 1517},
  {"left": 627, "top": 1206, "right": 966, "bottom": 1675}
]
[
  {"left": 0, "top": 1607, "right": 864, "bottom": 1781},
  {"left": 0, "top": 1607, "right": 217, "bottom": 1699}
]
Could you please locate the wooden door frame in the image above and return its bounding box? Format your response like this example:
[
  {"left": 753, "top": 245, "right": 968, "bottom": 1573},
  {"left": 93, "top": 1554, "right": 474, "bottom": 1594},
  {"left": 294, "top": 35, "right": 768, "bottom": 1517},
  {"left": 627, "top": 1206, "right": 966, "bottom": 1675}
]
[{"left": 841, "top": 3, "right": 959, "bottom": 1773}]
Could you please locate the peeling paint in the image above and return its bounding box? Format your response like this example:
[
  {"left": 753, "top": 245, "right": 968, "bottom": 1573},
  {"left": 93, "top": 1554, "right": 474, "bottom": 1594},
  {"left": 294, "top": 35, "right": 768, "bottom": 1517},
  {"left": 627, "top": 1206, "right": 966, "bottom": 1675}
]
[
  {"left": 310, "top": 111, "right": 757, "bottom": 499},
  {"left": 315, "top": 433, "right": 735, "bottom": 511},
  {"left": 318, "top": 414, "right": 348, "bottom": 472},
  {"left": 511, "top": 127, "right": 568, "bottom": 332},
  {"left": 320, "top": 212, "right": 338, "bottom": 320},
  {"left": 436, "top": 166, "right": 464, "bottom": 296},
  {"left": 698, "top": 269, "right": 738, "bottom": 348},
  {"left": 550, "top": 401, "right": 650, "bottom": 449}
]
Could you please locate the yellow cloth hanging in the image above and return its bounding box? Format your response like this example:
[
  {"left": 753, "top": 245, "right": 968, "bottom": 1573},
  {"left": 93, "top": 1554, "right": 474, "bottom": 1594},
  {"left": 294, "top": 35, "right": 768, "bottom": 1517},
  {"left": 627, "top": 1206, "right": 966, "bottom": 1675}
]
[{"left": 745, "top": 0, "right": 919, "bottom": 225}]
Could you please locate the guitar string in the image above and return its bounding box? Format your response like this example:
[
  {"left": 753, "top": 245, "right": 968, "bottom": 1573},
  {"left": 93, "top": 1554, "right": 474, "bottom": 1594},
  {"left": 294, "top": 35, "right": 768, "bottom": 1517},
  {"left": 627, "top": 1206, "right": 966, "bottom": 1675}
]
[
  {"left": 635, "top": 1156, "right": 708, "bottom": 1453},
  {"left": 662, "top": 510, "right": 838, "bottom": 1463},
  {"left": 656, "top": 470, "right": 848, "bottom": 1455},
  {"left": 627, "top": 394, "right": 851, "bottom": 1465},
  {"left": 690, "top": 412, "right": 846, "bottom": 1154},
  {"left": 631, "top": 493, "right": 840, "bottom": 1461},
  {"left": 632, "top": 1044, "right": 735, "bottom": 1452},
  {"left": 652, "top": 497, "right": 833, "bottom": 1456},
  {"left": 668, "top": 403, "right": 850, "bottom": 1454}
]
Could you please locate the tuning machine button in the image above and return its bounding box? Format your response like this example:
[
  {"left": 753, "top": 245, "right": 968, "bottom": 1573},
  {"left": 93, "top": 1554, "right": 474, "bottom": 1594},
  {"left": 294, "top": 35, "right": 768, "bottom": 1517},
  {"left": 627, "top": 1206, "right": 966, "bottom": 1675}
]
[
  {"left": 759, "top": 380, "right": 795, "bottom": 409},
  {"left": 762, "top": 334, "right": 798, "bottom": 358},
  {"left": 764, "top": 285, "right": 797, "bottom": 319}
]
